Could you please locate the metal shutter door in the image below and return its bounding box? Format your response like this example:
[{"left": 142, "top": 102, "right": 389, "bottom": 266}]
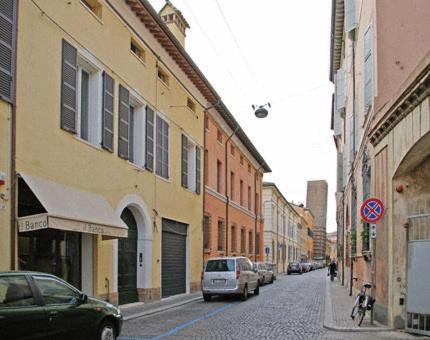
[{"left": 162, "top": 219, "right": 187, "bottom": 298}]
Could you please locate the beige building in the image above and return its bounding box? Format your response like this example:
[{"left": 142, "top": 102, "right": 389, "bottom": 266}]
[
  {"left": 263, "top": 183, "right": 303, "bottom": 274},
  {"left": 0, "top": 0, "right": 259, "bottom": 306},
  {"left": 326, "top": 231, "right": 337, "bottom": 262},
  {"left": 292, "top": 204, "right": 316, "bottom": 261},
  {"left": 331, "top": 0, "right": 430, "bottom": 332}
]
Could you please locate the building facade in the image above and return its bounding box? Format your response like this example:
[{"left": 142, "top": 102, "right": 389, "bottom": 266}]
[
  {"left": 263, "top": 183, "right": 304, "bottom": 273},
  {"left": 326, "top": 231, "right": 337, "bottom": 262},
  {"left": 0, "top": 0, "right": 266, "bottom": 306},
  {"left": 330, "top": 0, "right": 430, "bottom": 332},
  {"left": 203, "top": 109, "right": 270, "bottom": 264},
  {"left": 292, "top": 204, "right": 316, "bottom": 262},
  {"left": 306, "top": 180, "right": 328, "bottom": 260}
]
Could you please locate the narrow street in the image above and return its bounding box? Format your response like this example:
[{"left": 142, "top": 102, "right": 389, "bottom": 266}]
[{"left": 119, "top": 270, "right": 420, "bottom": 340}]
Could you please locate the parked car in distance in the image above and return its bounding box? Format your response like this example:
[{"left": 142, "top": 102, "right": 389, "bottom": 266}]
[
  {"left": 287, "top": 262, "right": 303, "bottom": 275},
  {"left": 264, "top": 263, "right": 277, "bottom": 280},
  {"left": 0, "top": 271, "right": 123, "bottom": 340},
  {"left": 202, "top": 257, "right": 259, "bottom": 301},
  {"left": 253, "top": 262, "right": 274, "bottom": 286},
  {"left": 301, "top": 263, "right": 312, "bottom": 272}
]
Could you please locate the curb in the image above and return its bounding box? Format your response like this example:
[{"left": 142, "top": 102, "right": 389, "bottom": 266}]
[
  {"left": 123, "top": 296, "right": 202, "bottom": 321},
  {"left": 323, "top": 279, "right": 394, "bottom": 333}
]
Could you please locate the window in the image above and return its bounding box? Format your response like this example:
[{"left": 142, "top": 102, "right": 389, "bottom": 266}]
[
  {"left": 364, "top": 26, "right": 373, "bottom": 112},
  {"left": 217, "top": 129, "right": 222, "bottom": 143},
  {"left": 76, "top": 55, "right": 102, "bottom": 146},
  {"left": 230, "top": 172, "right": 235, "bottom": 200},
  {"left": 187, "top": 97, "right": 195, "bottom": 112},
  {"left": 181, "top": 134, "right": 201, "bottom": 193},
  {"left": 248, "top": 163, "right": 251, "bottom": 173},
  {"left": 248, "top": 186, "right": 252, "bottom": 210},
  {"left": 240, "top": 228, "right": 246, "bottom": 254},
  {"left": 216, "top": 160, "right": 222, "bottom": 193},
  {"left": 0, "top": 0, "right": 17, "bottom": 103},
  {"left": 204, "top": 149, "right": 208, "bottom": 184},
  {"left": 127, "top": 96, "right": 146, "bottom": 167},
  {"left": 0, "top": 276, "right": 35, "bottom": 307},
  {"left": 203, "top": 215, "right": 211, "bottom": 250},
  {"left": 130, "top": 39, "right": 145, "bottom": 62},
  {"left": 255, "top": 193, "right": 259, "bottom": 214},
  {"left": 204, "top": 115, "right": 209, "bottom": 130},
  {"left": 34, "top": 276, "right": 79, "bottom": 305},
  {"left": 362, "top": 222, "right": 370, "bottom": 251},
  {"left": 230, "top": 144, "right": 235, "bottom": 156},
  {"left": 255, "top": 233, "right": 260, "bottom": 255},
  {"left": 156, "top": 115, "right": 169, "bottom": 179},
  {"left": 248, "top": 231, "right": 253, "bottom": 255},
  {"left": 205, "top": 259, "right": 235, "bottom": 272},
  {"left": 81, "top": 0, "right": 102, "bottom": 19},
  {"left": 240, "top": 155, "right": 244, "bottom": 165},
  {"left": 217, "top": 220, "right": 225, "bottom": 251},
  {"left": 231, "top": 225, "right": 237, "bottom": 253},
  {"left": 240, "top": 180, "right": 244, "bottom": 206},
  {"left": 157, "top": 68, "right": 169, "bottom": 85}
]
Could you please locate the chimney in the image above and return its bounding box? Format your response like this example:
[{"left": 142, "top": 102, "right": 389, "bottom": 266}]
[{"left": 159, "top": 1, "right": 189, "bottom": 48}]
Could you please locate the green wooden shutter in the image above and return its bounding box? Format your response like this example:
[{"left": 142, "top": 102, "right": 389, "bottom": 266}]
[
  {"left": 196, "top": 146, "right": 201, "bottom": 194},
  {"left": 61, "top": 40, "right": 77, "bottom": 132},
  {"left": 0, "top": 0, "right": 16, "bottom": 102},
  {"left": 181, "top": 134, "right": 188, "bottom": 188},
  {"left": 118, "top": 85, "right": 130, "bottom": 159},
  {"left": 102, "top": 72, "right": 114, "bottom": 152},
  {"left": 145, "top": 106, "right": 154, "bottom": 171}
]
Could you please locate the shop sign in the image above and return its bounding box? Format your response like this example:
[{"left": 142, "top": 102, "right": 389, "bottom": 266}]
[{"left": 18, "top": 215, "right": 49, "bottom": 232}]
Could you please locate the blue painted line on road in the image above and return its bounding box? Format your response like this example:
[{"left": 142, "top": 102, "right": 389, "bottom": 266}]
[{"left": 150, "top": 302, "right": 236, "bottom": 339}]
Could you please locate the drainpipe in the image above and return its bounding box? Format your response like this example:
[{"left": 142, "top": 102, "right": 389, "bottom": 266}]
[
  {"left": 224, "top": 125, "right": 239, "bottom": 256},
  {"left": 254, "top": 167, "right": 263, "bottom": 261},
  {"left": 10, "top": 1, "right": 19, "bottom": 270}
]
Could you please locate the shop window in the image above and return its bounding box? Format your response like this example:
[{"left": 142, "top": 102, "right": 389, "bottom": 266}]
[
  {"left": 130, "top": 39, "right": 145, "bottom": 63},
  {"left": 81, "top": 0, "right": 102, "bottom": 19}
]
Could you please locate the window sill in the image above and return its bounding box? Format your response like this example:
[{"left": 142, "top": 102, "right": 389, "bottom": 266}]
[
  {"left": 127, "top": 161, "right": 146, "bottom": 172},
  {"left": 158, "top": 79, "right": 170, "bottom": 89},
  {"left": 204, "top": 248, "right": 211, "bottom": 254},
  {"left": 130, "top": 50, "right": 146, "bottom": 67},
  {"left": 74, "top": 136, "right": 103, "bottom": 152},
  {"left": 156, "top": 174, "right": 171, "bottom": 183},
  {"left": 80, "top": 1, "right": 103, "bottom": 25}
]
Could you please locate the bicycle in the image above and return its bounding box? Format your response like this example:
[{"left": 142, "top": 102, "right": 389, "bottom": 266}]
[{"left": 350, "top": 281, "right": 376, "bottom": 326}]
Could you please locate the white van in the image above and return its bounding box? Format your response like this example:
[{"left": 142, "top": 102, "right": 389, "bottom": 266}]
[{"left": 201, "top": 257, "right": 260, "bottom": 301}]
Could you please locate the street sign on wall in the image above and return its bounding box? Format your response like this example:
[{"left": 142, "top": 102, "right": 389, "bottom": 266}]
[{"left": 361, "top": 198, "right": 385, "bottom": 223}]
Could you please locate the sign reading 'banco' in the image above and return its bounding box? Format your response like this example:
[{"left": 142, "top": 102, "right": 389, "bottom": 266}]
[{"left": 18, "top": 215, "right": 49, "bottom": 232}]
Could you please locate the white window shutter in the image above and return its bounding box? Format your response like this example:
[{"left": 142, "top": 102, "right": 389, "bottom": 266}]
[
  {"left": 345, "top": 0, "right": 357, "bottom": 33},
  {"left": 335, "top": 66, "right": 346, "bottom": 113}
]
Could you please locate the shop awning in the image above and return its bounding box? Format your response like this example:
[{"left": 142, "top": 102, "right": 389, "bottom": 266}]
[{"left": 17, "top": 173, "right": 128, "bottom": 239}]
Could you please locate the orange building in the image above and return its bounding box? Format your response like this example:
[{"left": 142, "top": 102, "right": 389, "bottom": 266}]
[
  {"left": 292, "top": 204, "right": 316, "bottom": 261},
  {"left": 203, "top": 106, "right": 270, "bottom": 264}
]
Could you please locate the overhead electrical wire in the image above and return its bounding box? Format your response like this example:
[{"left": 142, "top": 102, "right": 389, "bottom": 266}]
[
  {"left": 177, "top": 0, "right": 248, "bottom": 99},
  {"left": 214, "top": 0, "right": 267, "bottom": 99}
]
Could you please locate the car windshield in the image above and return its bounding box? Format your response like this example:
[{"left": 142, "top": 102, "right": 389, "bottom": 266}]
[{"left": 205, "top": 260, "right": 235, "bottom": 272}]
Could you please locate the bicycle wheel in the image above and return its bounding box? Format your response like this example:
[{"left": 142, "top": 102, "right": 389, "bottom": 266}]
[
  {"left": 358, "top": 307, "right": 366, "bottom": 326},
  {"left": 351, "top": 298, "right": 360, "bottom": 320}
]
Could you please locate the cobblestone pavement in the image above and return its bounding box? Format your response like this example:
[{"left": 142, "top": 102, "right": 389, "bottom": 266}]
[{"left": 119, "top": 270, "right": 427, "bottom": 340}]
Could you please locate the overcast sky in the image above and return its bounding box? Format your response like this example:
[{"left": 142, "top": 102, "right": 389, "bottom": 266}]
[{"left": 149, "top": 0, "right": 336, "bottom": 232}]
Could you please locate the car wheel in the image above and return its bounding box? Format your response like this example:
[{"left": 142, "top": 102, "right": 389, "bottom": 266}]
[
  {"left": 98, "top": 320, "right": 116, "bottom": 340},
  {"left": 240, "top": 285, "right": 248, "bottom": 301},
  {"left": 203, "top": 294, "right": 211, "bottom": 302},
  {"left": 261, "top": 277, "right": 265, "bottom": 286},
  {"left": 254, "top": 284, "right": 260, "bottom": 295},
  {"left": 270, "top": 276, "right": 274, "bottom": 284}
]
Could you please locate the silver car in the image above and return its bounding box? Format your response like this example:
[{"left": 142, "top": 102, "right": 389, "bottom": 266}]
[
  {"left": 202, "top": 257, "right": 260, "bottom": 301},
  {"left": 254, "top": 262, "right": 274, "bottom": 286}
]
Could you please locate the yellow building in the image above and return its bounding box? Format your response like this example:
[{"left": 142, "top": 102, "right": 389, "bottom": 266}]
[
  {"left": 292, "top": 204, "right": 315, "bottom": 261},
  {"left": 0, "top": 0, "right": 237, "bottom": 305}
]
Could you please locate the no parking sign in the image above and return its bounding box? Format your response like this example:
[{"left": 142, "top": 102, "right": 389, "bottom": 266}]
[{"left": 360, "top": 198, "right": 385, "bottom": 223}]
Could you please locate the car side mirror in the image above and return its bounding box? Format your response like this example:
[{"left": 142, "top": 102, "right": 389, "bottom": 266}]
[{"left": 77, "top": 293, "right": 88, "bottom": 305}]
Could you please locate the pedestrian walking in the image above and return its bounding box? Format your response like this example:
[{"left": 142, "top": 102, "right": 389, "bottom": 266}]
[{"left": 328, "top": 260, "right": 337, "bottom": 281}]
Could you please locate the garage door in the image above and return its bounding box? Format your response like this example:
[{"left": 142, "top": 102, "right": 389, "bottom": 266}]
[{"left": 162, "top": 219, "right": 187, "bottom": 298}]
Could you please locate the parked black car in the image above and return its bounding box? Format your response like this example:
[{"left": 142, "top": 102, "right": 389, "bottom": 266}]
[
  {"left": 287, "top": 262, "right": 303, "bottom": 275},
  {"left": 0, "top": 271, "right": 123, "bottom": 340}
]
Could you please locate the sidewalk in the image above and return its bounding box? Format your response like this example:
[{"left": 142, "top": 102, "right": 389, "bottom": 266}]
[
  {"left": 324, "top": 277, "right": 393, "bottom": 332},
  {"left": 120, "top": 291, "right": 202, "bottom": 321}
]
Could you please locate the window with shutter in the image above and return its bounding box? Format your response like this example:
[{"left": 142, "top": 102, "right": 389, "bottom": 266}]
[
  {"left": 335, "top": 66, "right": 346, "bottom": 113},
  {"left": 102, "top": 72, "right": 114, "bottom": 152},
  {"left": 145, "top": 106, "right": 154, "bottom": 171},
  {"left": 344, "top": 0, "right": 357, "bottom": 33},
  {"left": 195, "top": 146, "right": 201, "bottom": 194},
  {"left": 118, "top": 85, "right": 130, "bottom": 159},
  {"left": 364, "top": 26, "right": 373, "bottom": 112},
  {"left": 181, "top": 134, "right": 188, "bottom": 188},
  {"left": 0, "top": 0, "right": 16, "bottom": 103},
  {"left": 156, "top": 115, "right": 169, "bottom": 179},
  {"left": 61, "top": 40, "right": 78, "bottom": 132}
]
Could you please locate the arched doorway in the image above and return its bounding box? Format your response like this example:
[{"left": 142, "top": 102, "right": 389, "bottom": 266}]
[{"left": 118, "top": 208, "right": 138, "bottom": 305}]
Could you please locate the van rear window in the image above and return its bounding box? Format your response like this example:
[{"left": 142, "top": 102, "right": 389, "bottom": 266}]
[{"left": 205, "top": 260, "right": 235, "bottom": 272}]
